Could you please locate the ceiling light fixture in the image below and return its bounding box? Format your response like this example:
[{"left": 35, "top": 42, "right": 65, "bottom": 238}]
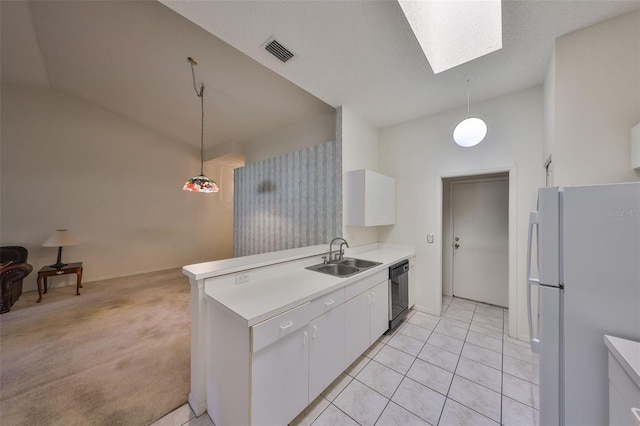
[
  {"left": 183, "top": 57, "right": 220, "bottom": 193},
  {"left": 453, "top": 77, "right": 487, "bottom": 148}
]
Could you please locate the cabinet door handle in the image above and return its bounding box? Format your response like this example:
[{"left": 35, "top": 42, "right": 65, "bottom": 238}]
[
  {"left": 279, "top": 321, "right": 294, "bottom": 330},
  {"left": 325, "top": 299, "right": 335, "bottom": 306},
  {"left": 312, "top": 325, "right": 318, "bottom": 338},
  {"left": 367, "top": 294, "right": 371, "bottom": 304},
  {"left": 371, "top": 291, "right": 376, "bottom": 302},
  {"left": 303, "top": 331, "right": 308, "bottom": 345}
]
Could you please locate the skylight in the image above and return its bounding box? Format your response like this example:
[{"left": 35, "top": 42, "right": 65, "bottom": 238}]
[{"left": 398, "top": 0, "right": 502, "bottom": 74}]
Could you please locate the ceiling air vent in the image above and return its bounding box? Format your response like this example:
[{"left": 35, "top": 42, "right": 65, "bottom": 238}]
[{"left": 264, "top": 39, "right": 295, "bottom": 63}]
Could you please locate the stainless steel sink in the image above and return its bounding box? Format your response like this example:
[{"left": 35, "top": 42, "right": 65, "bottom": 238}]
[
  {"left": 306, "top": 257, "right": 381, "bottom": 278},
  {"left": 307, "top": 263, "right": 360, "bottom": 277},
  {"left": 337, "top": 258, "right": 381, "bottom": 269}
]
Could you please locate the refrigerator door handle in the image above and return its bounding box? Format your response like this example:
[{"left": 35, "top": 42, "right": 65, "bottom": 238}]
[
  {"left": 526, "top": 211, "right": 540, "bottom": 285},
  {"left": 527, "top": 211, "right": 541, "bottom": 354}
]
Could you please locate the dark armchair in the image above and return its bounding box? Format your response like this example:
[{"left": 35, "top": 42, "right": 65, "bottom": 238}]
[{"left": 1, "top": 246, "right": 33, "bottom": 313}]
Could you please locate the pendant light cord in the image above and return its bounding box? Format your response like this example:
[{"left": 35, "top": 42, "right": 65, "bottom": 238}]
[
  {"left": 466, "top": 77, "right": 470, "bottom": 118},
  {"left": 189, "top": 57, "right": 205, "bottom": 176}
]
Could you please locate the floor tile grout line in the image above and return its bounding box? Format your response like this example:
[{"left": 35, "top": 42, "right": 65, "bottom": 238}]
[
  {"left": 332, "top": 401, "right": 365, "bottom": 426},
  {"left": 435, "top": 309, "right": 468, "bottom": 426},
  {"left": 439, "top": 303, "right": 505, "bottom": 425},
  {"left": 309, "top": 301, "right": 536, "bottom": 426},
  {"left": 307, "top": 396, "right": 331, "bottom": 426},
  {"left": 345, "top": 326, "right": 414, "bottom": 424},
  {"left": 450, "top": 305, "right": 504, "bottom": 424},
  {"left": 389, "top": 310, "right": 499, "bottom": 425},
  {"left": 503, "top": 351, "right": 540, "bottom": 367},
  {"left": 345, "top": 319, "right": 431, "bottom": 425},
  {"left": 173, "top": 302, "right": 536, "bottom": 426},
  {"left": 443, "top": 303, "right": 506, "bottom": 425},
  {"left": 382, "top": 316, "right": 440, "bottom": 425}
]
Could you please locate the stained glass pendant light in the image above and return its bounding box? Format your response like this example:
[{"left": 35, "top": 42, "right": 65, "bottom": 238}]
[
  {"left": 183, "top": 57, "right": 220, "bottom": 193},
  {"left": 453, "top": 77, "right": 487, "bottom": 148}
]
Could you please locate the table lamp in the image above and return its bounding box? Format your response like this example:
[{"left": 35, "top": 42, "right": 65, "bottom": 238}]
[{"left": 42, "top": 229, "right": 77, "bottom": 269}]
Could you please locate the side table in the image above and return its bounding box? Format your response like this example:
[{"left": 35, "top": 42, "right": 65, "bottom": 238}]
[{"left": 37, "top": 262, "right": 83, "bottom": 303}]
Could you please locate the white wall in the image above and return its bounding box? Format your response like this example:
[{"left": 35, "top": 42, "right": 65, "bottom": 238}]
[
  {"left": 340, "top": 106, "right": 380, "bottom": 247},
  {"left": 543, "top": 47, "right": 556, "bottom": 164},
  {"left": 244, "top": 111, "right": 336, "bottom": 165},
  {"left": 552, "top": 10, "right": 640, "bottom": 185},
  {"left": 379, "top": 86, "right": 544, "bottom": 339},
  {"left": 1, "top": 84, "right": 234, "bottom": 292}
]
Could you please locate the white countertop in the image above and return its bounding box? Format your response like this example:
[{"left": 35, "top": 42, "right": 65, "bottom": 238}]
[
  {"left": 197, "top": 244, "right": 415, "bottom": 327},
  {"left": 604, "top": 335, "right": 640, "bottom": 389},
  {"left": 182, "top": 244, "right": 330, "bottom": 281}
]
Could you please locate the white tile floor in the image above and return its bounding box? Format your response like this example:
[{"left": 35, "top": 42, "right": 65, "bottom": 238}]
[{"left": 152, "top": 297, "right": 539, "bottom": 426}]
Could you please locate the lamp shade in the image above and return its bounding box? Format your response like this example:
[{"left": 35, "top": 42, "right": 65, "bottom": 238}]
[
  {"left": 183, "top": 175, "right": 220, "bottom": 193},
  {"left": 42, "top": 230, "right": 77, "bottom": 247},
  {"left": 453, "top": 117, "right": 487, "bottom": 147}
]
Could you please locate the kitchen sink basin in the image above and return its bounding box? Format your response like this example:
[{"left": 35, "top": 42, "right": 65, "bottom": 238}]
[
  {"left": 337, "top": 258, "right": 381, "bottom": 269},
  {"left": 305, "top": 257, "right": 381, "bottom": 278},
  {"left": 308, "top": 263, "right": 359, "bottom": 277}
]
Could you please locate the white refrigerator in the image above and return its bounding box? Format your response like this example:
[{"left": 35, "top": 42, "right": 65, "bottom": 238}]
[{"left": 527, "top": 182, "right": 640, "bottom": 426}]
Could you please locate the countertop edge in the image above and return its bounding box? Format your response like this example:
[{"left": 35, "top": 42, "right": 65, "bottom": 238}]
[
  {"left": 604, "top": 334, "right": 640, "bottom": 389},
  {"left": 202, "top": 245, "right": 415, "bottom": 327},
  {"left": 182, "top": 244, "right": 330, "bottom": 281}
]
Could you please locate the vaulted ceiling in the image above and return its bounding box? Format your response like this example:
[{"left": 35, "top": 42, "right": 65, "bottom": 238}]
[
  {"left": 1, "top": 0, "right": 334, "bottom": 154},
  {"left": 2, "top": 1, "right": 639, "bottom": 154}
]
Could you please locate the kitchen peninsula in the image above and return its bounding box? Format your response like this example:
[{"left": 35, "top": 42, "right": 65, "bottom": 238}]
[{"left": 182, "top": 243, "right": 415, "bottom": 425}]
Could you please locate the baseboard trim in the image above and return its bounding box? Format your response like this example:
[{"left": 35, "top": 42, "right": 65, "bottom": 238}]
[
  {"left": 189, "top": 393, "right": 207, "bottom": 417},
  {"left": 412, "top": 304, "right": 439, "bottom": 317}
]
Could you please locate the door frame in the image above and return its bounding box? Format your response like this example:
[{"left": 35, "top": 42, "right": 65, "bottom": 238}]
[
  {"left": 435, "top": 165, "right": 517, "bottom": 338},
  {"left": 445, "top": 173, "right": 509, "bottom": 305}
]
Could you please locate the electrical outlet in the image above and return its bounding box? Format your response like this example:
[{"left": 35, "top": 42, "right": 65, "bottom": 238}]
[{"left": 235, "top": 273, "right": 249, "bottom": 284}]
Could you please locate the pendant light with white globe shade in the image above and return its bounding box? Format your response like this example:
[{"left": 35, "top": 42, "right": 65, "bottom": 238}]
[{"left": 453, "top": 77, "right": 487, "bottom": 148}]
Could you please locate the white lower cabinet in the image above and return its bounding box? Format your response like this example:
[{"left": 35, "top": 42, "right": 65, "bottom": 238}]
[
  {"left": 251, "top": 304, "right": 310, "bottom": 425},
  {"left": 252, "top": 321, "right": 310, "bottom": 425},
  {"left": 370, "top": 280, "right": 390, "bottom": 340},
  {"left": 309, "top": 304, "right": 346, "bottom": 400},
  {"left": 344, "top": 290, "right": 371, "bottom": 364},
  {"left": 216, "top": 273, "right": 390, "bottom": 425},
  {"left": 345, "top": 280, "right": 390, "bottom": 364}
]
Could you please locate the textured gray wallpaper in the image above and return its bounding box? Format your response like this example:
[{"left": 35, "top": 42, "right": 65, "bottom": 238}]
[{"left": 233, "top": 139, "right": 342, "bottom": 257}]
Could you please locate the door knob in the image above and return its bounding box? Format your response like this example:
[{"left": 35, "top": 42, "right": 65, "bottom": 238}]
[{"left": 454, "top": 243, "right": 460, "bottom": 249}]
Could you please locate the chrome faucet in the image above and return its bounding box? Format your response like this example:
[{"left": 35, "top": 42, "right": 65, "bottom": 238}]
[{"left": 329, "top": 237, "right": 349, "bottom": 263}]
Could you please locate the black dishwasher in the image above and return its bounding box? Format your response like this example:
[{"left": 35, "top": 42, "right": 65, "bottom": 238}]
[{"left": 388, "top": 260, "right": 409, "bottom": 330}]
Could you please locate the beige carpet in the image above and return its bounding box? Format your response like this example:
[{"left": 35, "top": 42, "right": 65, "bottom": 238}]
[{"left": 0, "top": 268, "right": 191, "bottom": 426}]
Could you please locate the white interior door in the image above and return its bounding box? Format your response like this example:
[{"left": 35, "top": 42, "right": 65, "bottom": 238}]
[{"left": 452, "top": 178, "right": 508, "bottom": 307}]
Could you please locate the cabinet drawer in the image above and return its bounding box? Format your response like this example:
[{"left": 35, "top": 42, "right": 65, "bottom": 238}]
[
  {"left": 309, "top": 288, "right": 345, "bottom": 319},
  {"left": 251, "top": 303, "right": 311, "bottom": 353},
  {"left": 345, "top": 270, "right": 387, "bottom": 300}
]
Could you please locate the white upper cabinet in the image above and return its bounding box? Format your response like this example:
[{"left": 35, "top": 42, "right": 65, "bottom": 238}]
[{"left": 345, "top": 169, "right": 396, "bottom": 227}]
